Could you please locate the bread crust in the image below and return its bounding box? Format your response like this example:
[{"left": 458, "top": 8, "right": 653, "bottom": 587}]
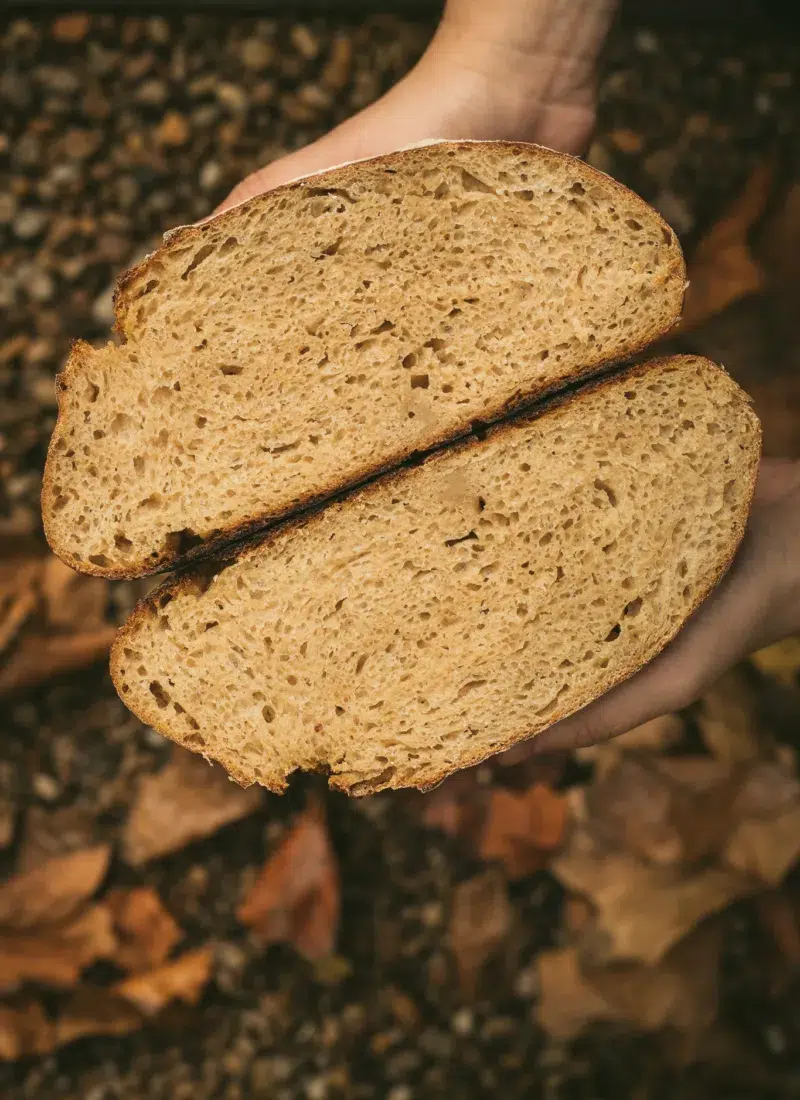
[
  {"left": 43, "top": 140, "right": 686, "bottom": 579},
  {"left": 110, "top": 356, "right": 761, "bottom": 795}
]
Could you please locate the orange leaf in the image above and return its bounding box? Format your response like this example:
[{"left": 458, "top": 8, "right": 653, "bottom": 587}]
[
  {"left": 479, "top": 784, "right": 567, "bottom": 879},
  {"left": 115, "top": 946, "right": 214, "bottom": 1016},
  {"left": 0, "top": 1000, "right": 54, "bottom": 1062},
  {"left": 0, "top": 845, "right": 110, "bottom": 929},
  {"left": 680, "top": 160, "right": 775, "bottom": 332},
  {"left": 0, "top": 904, "right": 116, "bottom": 993},
  {"left": 103, "top": 887, "right": 183, "bottom": 973},
  {"left": 449, "top": 869, "right": 512, "bottom": 996},
  {"left": 238, "top": 800, "right": 339, "bottom": 961},
  {"left": 54, "top": 988, "right": 143, "bottom": 1049},
  {"left": 122, "top": 747, "right": 263, "bottom": 865}
]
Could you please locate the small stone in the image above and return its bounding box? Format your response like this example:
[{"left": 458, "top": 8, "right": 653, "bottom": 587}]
[
  {"left": 685, "top": 112, "right": 711, "bottom": 137},
  {"left": 291, "top": 24, "right": 320, "bottom": 60},
  {"left": 320, "top": 34, "right": 353, "bottom": 91},
  {"left": 634, "top": 29, "right": 658, "bottom": 54},
  {"left": 147, "top": 16, "right": 170, "bottom": 43},
  {"left": 27, "top": 269, "right": 55, "bottom": 303},
  {"left": 513, "top": 964, "right": 539, "bottom": 998},
  {"left": 13, "top": 208, "right": 48, "bottom": 239},
  {"left": 0, "top": 193, "right": 18, "bottom": 224},
  {"left": 136, "top": 79, "right": 168, "bottom": 105},
  {"left": 241, "top": 37, "right": 274, "bottom": 71},
  {"left": 156, "top": 110, "right": 190, "bottom": 146},
  {"left": 755, "top": 91, "right": 773, "bottom": 114},
  {"left": 200, "top": 161, "right": 222, "bottom": 190},
  {"left": 33, "top": 773, "right": 60, "bottom": 802},
  {"left": 451, "top": 1007, "right": 473, "bottom": 1035},
  {"left": 36, "top": 65, "right": 80, "bottom": 93},
  {"left": 63, "top": 128, "right": 102, "bottom": 160},
  {"left": 305, "top": 1078, "right": 327, "bottom": 1100},
  {"left": 114, "top": 175, "right": 141, "bottom": 209},
  {"left": 388, "top": 1087, "right": 412, "bottom": 1100},
  {"left": 217, "top": 82, "right": 248, "bottom": 112},
  {"left": 297, "top": 82, "right": 332, "bottom": 110},
  {"left": 609, "top": 128, "right": 645, "bottom": 155},
  {"left": 52, "top": 13, "right": 91, "bottom": 43}
]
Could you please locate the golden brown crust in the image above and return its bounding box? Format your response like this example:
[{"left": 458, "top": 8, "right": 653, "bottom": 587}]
[
  {"left": 43, "top": 139, "right": 686, "bottom": 580},
  {"left": 109, "top": 355, "right": 761, "bottom": 796}
]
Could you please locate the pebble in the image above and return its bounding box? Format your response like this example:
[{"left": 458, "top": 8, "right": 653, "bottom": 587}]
[
  {"left": 451, "top": 1007, "right": 473, "bottom": 1035},
  {"left": 0, "top": 193, "right": 18, "bottom": 223},
  {"left": 291, "top": 24, "right": 321, "bottom": 61},
  {"left": 304, "top": 1078, "right": 327, "bottom": 1100},
  {"left": 200, "top": 161, "right": 223, "bottom": 190},
  {"left": 136, "top": 78, "right": 168, "bottom": 105},
  {"left": 387, "top": 1088, "right": 412, "bottom": 1100},
  {"left": 13, "top": 208, "right": 48, "bottom": 240},
  {"left": 52, "top": 13, "right": 91, "bottom": 43},
  {"left": 217, "top": 82, "right": 248, "bottom": 112},
  {"left": 27, "top": 269, "right": 55, "bottom": 303},
  {"left": 320, "top": 34, "right": 353, "bottom": 91},
  {"left": 36, "top": 65, "right": 80, "bottom": 93},
  {"left": 33, "top": 772, "right": 61, "bottom": 801},
  {"left": 634, "top": 28, "right": 659, "bottom": 54},
  {"left": 156, "top": 110, "right": 191, "bottom": 146},
  {"left": 147, "top": 16, "right": 170, "bottom": 44},
  {"left": 240, "top": 37, "right": 274, "bottom": 72}
]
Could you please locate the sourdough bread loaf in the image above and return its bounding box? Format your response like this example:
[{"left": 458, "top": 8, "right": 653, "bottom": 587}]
[
  {"left": 44, "top": 140, "right": 685, "bottom": 579},
  {"left": 111, "top": 356, "right": 760, "bottom": 795}
]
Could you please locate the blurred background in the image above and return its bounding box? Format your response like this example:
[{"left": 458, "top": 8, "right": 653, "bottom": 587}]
[{"left": 2, "top": 2, "right": 800, "bottom": 1097}]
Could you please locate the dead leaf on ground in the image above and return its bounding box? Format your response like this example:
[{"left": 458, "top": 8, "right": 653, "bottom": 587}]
[
  {"left": 0, "top": 904, "right": 116, "bottom": 993},
  {"left": 54, "top": 987, "right": 144, "bottom": 1048},
  {"left": 103, "top": 887, "right": 183, "bottom": 973},
  {"left": 577, "top": 714, "right": 685, "bottom": 772},
  {"left": 449, "top": 868, "right": 512, "bottom": 995},
  {"left": 238, "top": 799, "right": 339, "bottom": 961},
  {"left": 478, "top": 783, "right": 567, "bottom": 879},
  {"left": 0, "top": 1000, "right": 54, "bottom": 1061},
  {"left": 418, "top": 769, "right": 487, "bottom": 846},
  {"left": 751, "top": 636, "right": 800, "bottom": 688},
  {"left": 0, "top": 549, "right": 115, "bottom": 696},
  {"left": 679, "top": 159, "right": 775, "bottom": 332},
  {"left": 115, "top": 946, "right": 213, "bottom": 1015},
  {"left": 695, "top": 666, "right": 767, "bottom": 763},
  {"left": 122, "top": 746, "right": 263, "bottom": 865},
  {"left": 536, "top": 919, "right": 723, "bottom": 1040},
  {"left": 0, "top": 844, "right": 110, "bottom": 928}
]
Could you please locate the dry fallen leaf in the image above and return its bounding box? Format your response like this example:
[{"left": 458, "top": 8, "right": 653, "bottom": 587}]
[
  {"left": 537, "top": 920, "right": 722, "bottom": 1040},
  {"left": 418, "top": 769, "right": 487, "bottom": 845},
  {"left": 0, "top": 1000, "right": 54, "bottom": 1062},
  {"left": 0, "top": 548, "right": 115, "bottom": 696},
  {"left": 115, "top": 946, "right": 214, "bottom": 1015},
  {"left": 0, "top": 846, "right": 114, "bottom": 993},
  {"left": 449, "top": 868, "right": 512, "bottom": 995},
  {"left": 238, "top": 799, "right": 339, "bottom": 961},
  {"left": 122, "top": 746, "right": 263, "bottom": 865},
  {"left": 0, "top": 845, "right": 110, "bottom": 928},
  {"left": 103, "top": 887, "right": 183, "bottom": 973},
  {"left": 478, "top": 783, "right": 567, "bottom": 879},
  {"left": 54, "top": 987, "right": 143, "bottom": 1049},
  {"left": 680, "top": 159, "right": 775, "bottom": 332},
  {"left": 0, "top": 905, "right": 116, "bottom": 993},
  {"left": 751, "top": 636, "right": 800, "bottom": 688},
  {"left": 695, "top": 666, "right": 767, "bottom": 763}
]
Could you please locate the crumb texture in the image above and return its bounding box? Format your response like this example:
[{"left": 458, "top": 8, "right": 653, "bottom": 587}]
[
  {"left": 44, "top": 140, "right": 684, "bottom": 576},
  {"left": 112, "top": 357, "right": 760, "bottom": 794}
]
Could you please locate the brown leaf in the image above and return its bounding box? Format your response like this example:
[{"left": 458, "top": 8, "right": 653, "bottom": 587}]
[
  {"left": 0, "top": 1000, "right": 54, "bottom": 1061},
  {"left": 122, "top": 747, "right": 263, "bottom": 865},
  {"left": 479, "top": 784, "right": 567, "bottom": 879},
  {"left": 536, "top": 946, "right": 618, "bottom": 1039},
  {"left": 724, "top": 802, "right": 800, "bottom": 886},
  {"left": 0, "top": 904, "right": 116, "bottom": 993},
  {"left": 751, "top": 636, "right": 800, "bottom": 688},
  {"left": 238, "top": 800, "right": 339, "bottom": 961},
  {"left": 419, "top": 770, "right": 487, "bottom": 845},
  {"left": 40, "top": 557, "right": 108, "bottom": 631},
  {"left": 680, "top": 160, "right": 775, "bottom": 332},
  {"left": 115, "top": 946, "right": 213, "bottom": 1015},
  {"left": 537, "top": 920, "right": 723, "bottom": 1041},
  {"left": 754, "top": 889, "right": 800, "bottom": 984},
  {"left": 695, "top": 667, "right": 767, "bottom": 763},
  {"left": 0, "top": 628, "right": 117, "bottom": 696},
  {"left": 449, "top": 868, "right": 512, "bottom": 995},
  {"left": 54, "top": 987, "right": 143, "bottom": 1048},
  {"left": 103, "top": 887, "right": 182, "bottom": 973},
  {"left": 0, "top": 561, "right": 39, "bottom": 654},
  {"left": 0, "top": 845, "right": 110, "bottom": 929},
  {"left": 552, "top": 841, "right": 750, "bottom": 965}
]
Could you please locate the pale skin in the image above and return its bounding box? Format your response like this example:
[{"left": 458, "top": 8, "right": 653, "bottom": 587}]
[{"left": 220, "top": 0, "right": 800, "bottom": 754}]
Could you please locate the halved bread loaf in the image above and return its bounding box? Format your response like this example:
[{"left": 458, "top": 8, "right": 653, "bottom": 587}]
[
  {"left": 111, "top": 356, "right": 760, "bottom": 795},
  {"left": 44, "top": 140, "right": 685, "bottom": 579}
]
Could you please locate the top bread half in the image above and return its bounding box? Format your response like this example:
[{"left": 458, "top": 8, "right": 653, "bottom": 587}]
[{"left": 43, "top": 140, "right": 686, "bottom": 579}]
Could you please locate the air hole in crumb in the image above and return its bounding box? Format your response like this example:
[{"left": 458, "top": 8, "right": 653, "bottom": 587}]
[
  {"left": 164, "top": 528, "right": 204, "bottom": 556},
  {"left": 93, "top": 429, "right": 105, "bottom": 440},
  {"left": 355, "top": 654, "right": 368, "bottom": 674},
  {"left": 593, "top": 479, "right": 618, "bottom": 506},
  {"left": 114, "top": 534, "right": 132, "bottom": 553},
  {"left": 605, "top": 624, "right": 621, "bottom": 642},
  {"left": 261, "top": 704, "right": 276, "bottom": 723},
  {"left": 219, "top": 235, "right": 239, "bottom": 256},
  {"left": 149, "top": 681, "right": 170, "bottom": 708},
  {"left": 626, "top": 219, "right": 643, "bottom": 231},
  {"left": 410, "top": 374, "right": 429, "bottom": 389},
  {"left": 203, "top": 621, "right": 219, "bottom": 631},
  {"left": 181, "top": 243, "right": 215, "bottom": 280},
  {"left": 219, "top": 364, "right": 243, "bottom": 376},
  {"left": 402, "top": 353, "right": 417, "bottom": 370},
  {"left": 445, "top": 529, "right": 478, "bottom": 548},
  {"left": 109, "top": 412, "right": 132, "bottom": 434},
  {"left": 539, "top": 532, "right": 553, "bottom": 547},
  {"left": 723, "top": 480, "right": 736, "bottom": 505},
  {"left": 87, "top": 382, "right": 100, "bottom": 402},
  {"left": 88, "top": 553, "right": 109, "bottom": 567},
  {"left": 195, "top": 416, "right": 207, "bottom": 429},
  {"left": 624, "top": 597, "right": 643, "bottom": 618}
]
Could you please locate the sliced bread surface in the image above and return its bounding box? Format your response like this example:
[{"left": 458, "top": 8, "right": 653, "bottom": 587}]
[
  {"left": 111, "top": 356, "right": 760, "bottom": 795},
  {"left": 44, "top": 140, "right": 685, "bottom": 579}
]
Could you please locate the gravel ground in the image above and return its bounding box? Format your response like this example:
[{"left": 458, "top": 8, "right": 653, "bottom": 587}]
[{"left": 2, "top": 10, "right": 800, "bottom": 1099}]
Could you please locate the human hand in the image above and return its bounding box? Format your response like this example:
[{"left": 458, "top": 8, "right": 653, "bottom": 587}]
[
  {"left": 217, "top": 0, "right": 618, "bottom": 213},
  {"left": 515, "top": 458, "right": 800, "bottom": 757}
]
